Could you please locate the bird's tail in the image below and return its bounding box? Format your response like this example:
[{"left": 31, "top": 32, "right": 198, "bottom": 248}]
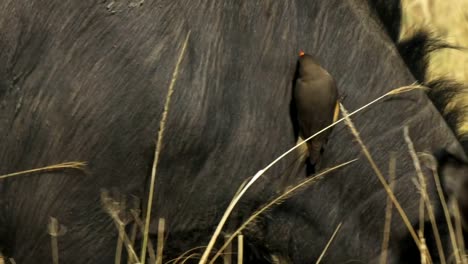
[{"left": 308, "top": 140, "right": 324, "bottom": 170}]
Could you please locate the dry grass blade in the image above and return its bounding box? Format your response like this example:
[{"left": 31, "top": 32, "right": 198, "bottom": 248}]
[
  {"left": 102, "top": 191, "right": 140, "bottom": 263},
  {"left": 141, "top": 30, "right": 191, "bottom": 264},
  {"left": 209, "top": 159, "right": 357, "bottom": 264},
  {"left": 233, "top": 178, "right": 251, "bottom": 200},
  {"left": 0, "top": 162, "right": 86, "bottom": 180},
  {"left": 113, "top": 217, "right": 140, "bottom": 263},
  {"left": 223, "top": 234, "right": 232, "bottom": 264},
  {"left": 130, "top": 211, "right": 156, "bottom": 261},
  {"left": 420, "top": 237, "right": 430, "bottom": 264},
  {"left": 315, "top": 222, "right": 342, "bottom": 264},
  {"left": 128, "top": 198, "right": 141, "bottom": 264},
  {"left": 418, "top": 178, "right": 426, "bottom": 242},
  {"left": 182, "top": 253, "right": 201, "bottom": 264},
  {"left": 201, "top": 84, "right": 423, "bottom": 264},
  {"left": 48, "top": 217, "right": 60, "bottom": 264},
  {"left": 403, "top": 127, "right": 446, "bottom": 263},
  {"left": 419, "top": 152, "right": 462, "bottom": 263},
  {"left": 452, "top": 200, "right": 467, "bottom": 264},
  {"left": 204, "top": 175, "right": 255, "bottom": 254},
  {"left": 380, "top": 153, "right": 396, "bottom": 264},
  {"left": 237, "top": 235, "right": 244, "bottom": 264},
  {"left": 165, "top": 247, "right": 209, "bottom": 264},
  {"left": 262, "top": 84, "right": 425, "bottom": 174},
  {"left": 116, "top": 222, "right": 125, "bottom": 264},
  {"left": 8, "top": 259, "right": 16, "bottom": 264},
  {"left": 200, "top": 170, "right": 264, "bottom": 264},
  {"left": 339, "top": 104, "right": 421, "bottom": 248},
  {"left": 387, "top": 85, "right": 428, "bottom": 95},
  {"left": 156, "top": 218, "right": 165, "bottom": 264},
  {"left": 404, "top": 128, "right": 426, "bottom": 250},
  {"left": 128, "top": 221, "right": 138, "bottom": 264}
]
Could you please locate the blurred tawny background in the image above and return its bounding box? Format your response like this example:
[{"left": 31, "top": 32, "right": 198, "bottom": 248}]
[{"left": 402, "top": 0, "right": 468, "bottom": 136}]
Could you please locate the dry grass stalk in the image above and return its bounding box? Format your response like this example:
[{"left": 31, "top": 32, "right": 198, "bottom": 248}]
[
  {"left": 113, "top": 217, "right": 140, "bottom": 263},
  {"left": 0, "top": 162, "right": 86, "bottom": 180},
  {"left": 420, "top": 237, "right": 430, "bottom": 264},
  {"left": 223, "top": 234, "right": 232, "bottom": 264},
  {"left": 181, "top": 253, "right": 201, "bottom": 264},
  {"left": 200, "top": 168, "right": 266, "bottom": 264},
  {"left": 128, "top": 197, "right": 141, "bottom": 264},
  {"left": 339, "top": 104, "right": 421, "bottom": 248},
  {"left": 165, "top": 246, "right": 208, "bottom": 264},
  {"left": 48, "top": 217, "right": 60, "bottom": 264},
  {"left": 262, "top": 84, "right": 425, "bottom": 174},
  {"left": 420, "top": 152, "right": 462, "bottom": 263},
  {"left": 156, "top": 218, "right": 165, "bottom": 264},
  {"left": 128, "top": 220, "right": 139, "bottom": 264},
  {"left": 116, "top": 195, "right": 129, "bottom": 264},
  {"left": 113, "top": 216, "right": 140, "bottom": 263},
  {"left": 418, "top": 182, "right": 426, "bottom": 242},
  {"left": 452, "top": 200, "right": 467, "bottom": 264},
  {"left": 315, "top": 222, "right": 342, "bottom": 264},
  {"left": 202, "top": 175, "right": 256, "bottom": 259},
  {"left": 130, "top": 210, "right": 156, "bottom": 261},
  {"left": 406, "top": 130, "right": 426, "bottom": 246},
  {"left": 101, "top": 190, "right": 140, "bottom": 263},
  {"left": 115, "top": 221, "right": 125, "bottom": 264},
  {"left": 201, "top": 84, "right": 424, "bottom": 264},
  {"left": 141, "top": 30, "right": 191, "bottom": 264},
  {"left": 8, "top": 259, "right": 16, "bottom": 264},
  {"left": 237, "top": 235, "right": 244, "bottom": 264},
  {"left": 209, "top": 159, "right": 357, "bottom": 264},
  {"left": 403, "top": 127, "right": 446, "bottom": 263},
  {"left": 380, "top": 153, "right": 397, "bottom": 264}
]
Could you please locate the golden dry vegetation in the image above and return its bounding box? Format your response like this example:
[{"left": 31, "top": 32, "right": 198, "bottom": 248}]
[{"left": 402, "top": 0, "right": 468, "bottom": 135}]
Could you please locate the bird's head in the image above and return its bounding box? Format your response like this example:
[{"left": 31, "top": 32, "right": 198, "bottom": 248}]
[{"left": 297, "top": 50, "right": 328, "bottom": 80}]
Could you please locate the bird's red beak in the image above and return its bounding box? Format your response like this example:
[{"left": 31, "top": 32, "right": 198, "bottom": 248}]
[{"left": 299, "top": 50, "right": 305, "bottom": 57}]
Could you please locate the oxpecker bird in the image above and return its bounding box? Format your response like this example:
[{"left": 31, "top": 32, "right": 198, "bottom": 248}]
[{"left": 294, "top": 50, "right": 339, "bottom": 171}]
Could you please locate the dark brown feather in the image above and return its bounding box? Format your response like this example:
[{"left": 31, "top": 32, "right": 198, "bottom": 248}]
[{"left": 294, "top": 54, "right": 339, "bottom": 169}]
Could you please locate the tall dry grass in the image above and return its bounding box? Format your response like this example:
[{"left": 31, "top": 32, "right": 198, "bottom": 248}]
[{"left": 1, "top": 2, "right": 467, "bottom": 264}]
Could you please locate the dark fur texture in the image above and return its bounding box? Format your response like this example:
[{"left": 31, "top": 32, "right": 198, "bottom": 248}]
[
  {"left": 397, "top": 31, "right": 468, "bottom": 153},
  {"left": 397, "top": 31, "right": 443, "bottom": 81},
  {"left": 368, "top": 0, "right": 402, "bottom": 42},
  {"left": 427, "top": 79, "right": 468, "bottom": 147},
  {"left": 435, "top": 149, "right": 468, "bottom": 255},
  {"left": 0, "top": 0, "right": 466, "bottom": 263}
]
